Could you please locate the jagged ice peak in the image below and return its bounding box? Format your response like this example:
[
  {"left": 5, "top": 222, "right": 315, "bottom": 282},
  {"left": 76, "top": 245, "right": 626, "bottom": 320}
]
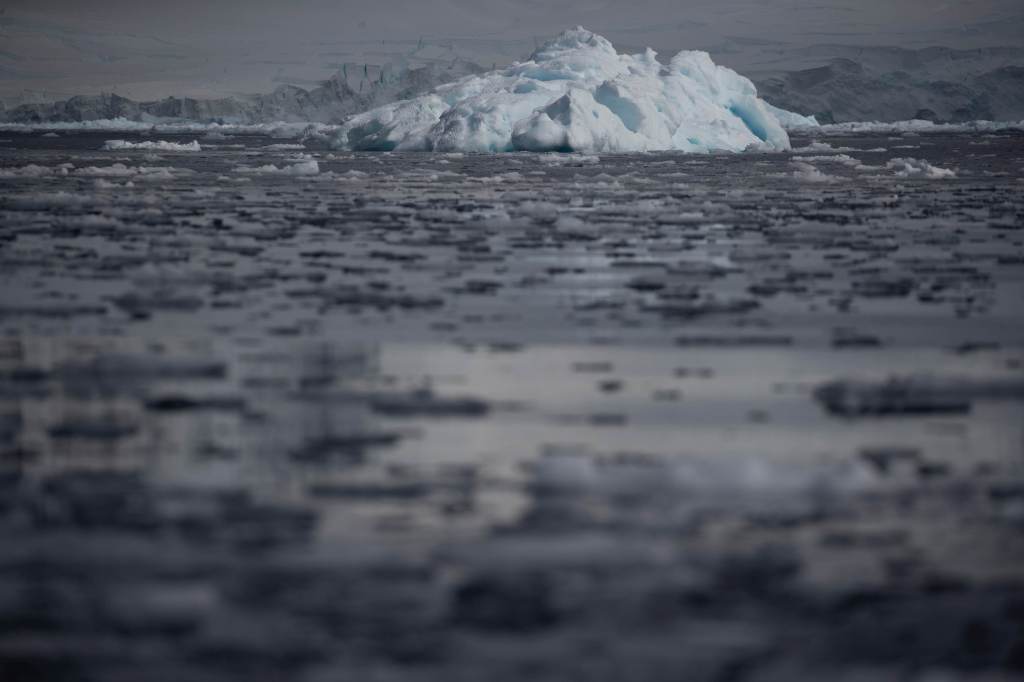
[{"left": 332, "top": 27, "right": 816, "bottom": 153}]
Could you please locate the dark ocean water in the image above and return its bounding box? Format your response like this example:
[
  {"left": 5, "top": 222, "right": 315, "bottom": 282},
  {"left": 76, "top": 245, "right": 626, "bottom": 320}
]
[{"left": 1, "top": 130, "right": 1023, "bottom": 681}]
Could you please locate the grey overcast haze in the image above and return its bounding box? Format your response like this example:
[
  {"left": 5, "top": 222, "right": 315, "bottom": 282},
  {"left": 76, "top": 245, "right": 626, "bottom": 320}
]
[{"left": 2, "top": 0, "right": 1023, "bottom": 101}]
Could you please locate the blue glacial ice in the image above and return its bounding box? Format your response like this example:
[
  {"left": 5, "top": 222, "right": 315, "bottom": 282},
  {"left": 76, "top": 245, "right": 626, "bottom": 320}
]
[{"left": 331, "top": 27, "right": 817, "bottom": 153}]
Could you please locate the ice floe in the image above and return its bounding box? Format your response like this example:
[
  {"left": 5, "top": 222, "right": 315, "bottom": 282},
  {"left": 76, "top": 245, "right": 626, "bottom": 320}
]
[
  {"left": 234, "top": 160, "right": 320, "bottom": 176},
  {"left": 885, "top": 157, "right": 957, "bottom": 179},
  {"left": 103, "top": 139, "right": 202, "bottom": 152},
  {"left": 798, "top": 154, "right": 862, "bottom": 167},
  {"left": 795, "top": 119, "right": 1024, "bottom": 135},
  {"left": 0, "top": 163, "right": 65, "bottom": 178},
  {"left": 787, "top": 160, "right": 838, "bottom": 183},
  {"left": 0, "top": 118, "right": 335, "bottom": 139},
  {"left": 792, "top": 141, "right": 886, "bottom": 154},
  {"left": 0, "top": 162, "right": 184, "bottom": 180},
  {"left": 74, "top": 163, "right": 185, "bottom": 180}
]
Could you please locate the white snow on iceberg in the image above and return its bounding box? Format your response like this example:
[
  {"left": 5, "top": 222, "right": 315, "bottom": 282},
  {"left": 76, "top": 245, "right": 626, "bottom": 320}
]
[{"left": 331, "top": 27, "right": 805, "bottom": 153}]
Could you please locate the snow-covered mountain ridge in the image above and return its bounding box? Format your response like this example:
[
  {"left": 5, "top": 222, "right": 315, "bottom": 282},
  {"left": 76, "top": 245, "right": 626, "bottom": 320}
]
[{"left": 1, "top": 61, "right": 483, "bottom": 125}]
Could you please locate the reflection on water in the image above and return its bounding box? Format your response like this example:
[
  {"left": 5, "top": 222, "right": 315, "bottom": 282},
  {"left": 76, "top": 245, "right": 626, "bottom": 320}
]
[
  {"left": 1, "top": 130, "right": 1023, "bottom": 680},
  {"left": 3, "top": 334, "right": 1023, "bottom": 680}
]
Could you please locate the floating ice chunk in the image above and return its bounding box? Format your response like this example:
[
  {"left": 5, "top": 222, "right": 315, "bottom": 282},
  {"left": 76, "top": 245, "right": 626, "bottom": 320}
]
[
  {"left": 815, "top": 375, "right": 1024, "bottom": 416},
  {"left": 799, "top": 154, "right": 862, "bottom": 167},
  {"left": 0, "top": 117, "right": 153, "bottom": 132},
  {"left": 103, "top": 139, "right": 201, "bottom": 152},
  {"left": 804, "top": 119, "right": 1024, "bottom": 136},
  {"left": 1, "top": 191, "right": 94, "bottom": 209},
  {"left": 531, "top": 449, "right": 877, "bottom": 507},
  {"left": 787, "top": 160, "right": 838, "bottom": 183},
  {"left": 762, "top": 101, "right": 818, "bottom": 129},
  {"left": 792, "top": 141, "right": 842, "bottom": 154},
  {"left": 337, "top": 169, "right": 368, "bottom": 179},
  {"left": 93, "top": 179, "right": 136, "bottom": 189},
  {"left": 0, "top": 118, "right": 339, "bottom": 140},
  {"left": 4, "top": 113, "right": 1019, "bottom": 142},
  {"left": 792, "top": 141, "right": 885, "bottom": 154},
  {"left": 234, "top": 160, "right": 320, "bottom": 176},
  {"left": 73, "top": 163, "right": 185, "bottom": 180},
  {"left": 535, "top": 152, "right": 600, "bottom": 165},
  {"left": 283, "top": 160, "right": 320, "bottom": 175},
  {"left": 885, "top": 157, "right": 956, "bottom": 179},
  {"left": 0, "top": 164, "right": 66, "bottom": 178},
  {"left": 332, "top": 27, "right": 800, "bottom": 153},
  {"left": 73, "top": 163, "right": 137, "bottom": 177}
]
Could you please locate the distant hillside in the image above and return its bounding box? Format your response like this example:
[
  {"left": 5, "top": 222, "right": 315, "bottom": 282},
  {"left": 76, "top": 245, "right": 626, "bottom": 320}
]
[
  {"left": 1, "top": 60, "right": 484, "bottom": 125},
  {"left": 3, "top": 43, "right": 1022, "bottom": 126},
  {"left": 752, "top": 45, "right": 1024, "bottom": 123}
]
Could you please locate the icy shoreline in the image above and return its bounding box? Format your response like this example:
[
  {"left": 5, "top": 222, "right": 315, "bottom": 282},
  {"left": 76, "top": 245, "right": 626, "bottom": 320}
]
[
  {"left": 793, "top": 119, "right": 1024, "bottom": 135},
  {"left": 0, "top": 118, "right": 336, "bottom": 139},
  {"left": 3, "top": 117, "right": 1022, "bottom": 142}
]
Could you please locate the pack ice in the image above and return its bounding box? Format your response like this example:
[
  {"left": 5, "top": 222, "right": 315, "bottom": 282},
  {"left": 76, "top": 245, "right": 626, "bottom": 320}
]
[{"left": 332, "top": 27, "right": 814, "bottom": 153}]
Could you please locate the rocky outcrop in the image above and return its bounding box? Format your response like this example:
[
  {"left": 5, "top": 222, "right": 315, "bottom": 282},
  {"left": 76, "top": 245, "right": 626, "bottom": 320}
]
[{"left": 754, "top": 46, "right": 1024, "bottom": 123}]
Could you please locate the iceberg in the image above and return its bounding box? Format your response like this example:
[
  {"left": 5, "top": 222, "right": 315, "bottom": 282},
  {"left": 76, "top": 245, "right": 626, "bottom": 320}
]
[{"left": 331, "top": 27, "right": 805, "bottom": 153}]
